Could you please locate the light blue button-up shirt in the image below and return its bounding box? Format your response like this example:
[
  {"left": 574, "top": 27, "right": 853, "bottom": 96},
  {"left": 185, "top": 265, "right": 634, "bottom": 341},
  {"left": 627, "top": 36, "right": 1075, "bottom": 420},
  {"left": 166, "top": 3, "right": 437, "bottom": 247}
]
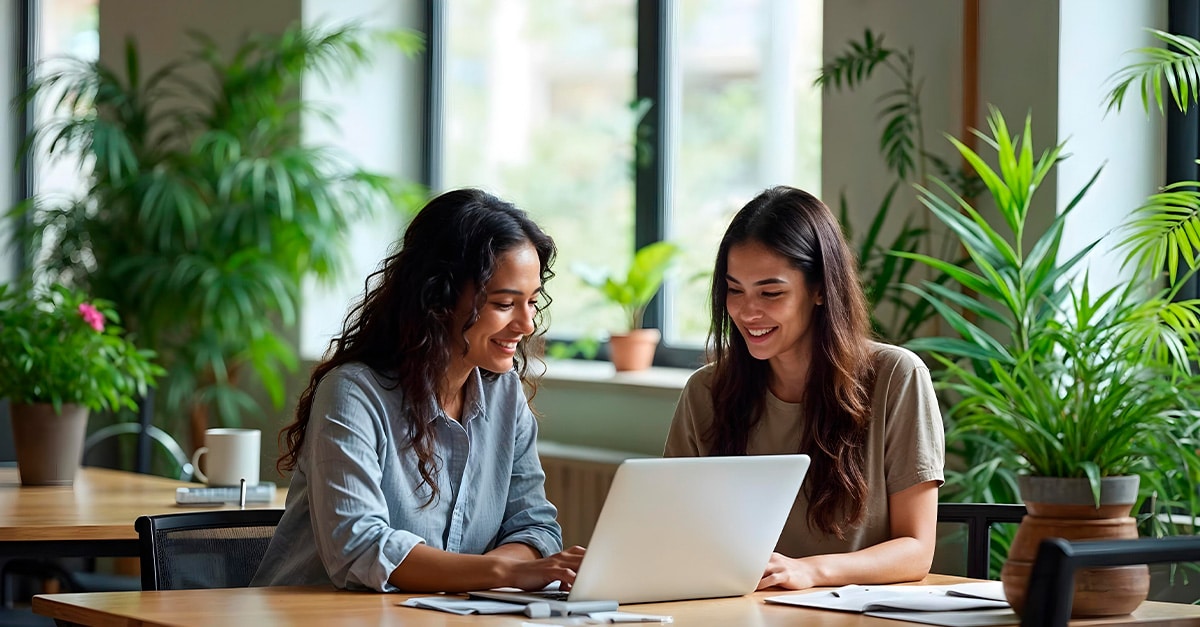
[{"left": 252, "top": 362, "right": 562, "bottom": 591}]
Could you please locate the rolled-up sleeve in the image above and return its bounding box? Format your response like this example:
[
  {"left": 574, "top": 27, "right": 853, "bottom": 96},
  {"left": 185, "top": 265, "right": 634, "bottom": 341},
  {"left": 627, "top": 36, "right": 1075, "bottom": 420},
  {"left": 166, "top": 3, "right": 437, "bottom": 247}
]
[
  {"left": 493, "top": 405, "right": 562, "bottom": 556},
  {"left": 306, "top": 374, "right": 423, "bottom": 591}
]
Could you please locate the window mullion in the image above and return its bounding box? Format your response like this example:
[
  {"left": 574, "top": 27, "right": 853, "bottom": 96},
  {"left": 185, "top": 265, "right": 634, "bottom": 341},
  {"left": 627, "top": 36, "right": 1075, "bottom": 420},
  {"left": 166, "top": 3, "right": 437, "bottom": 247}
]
[
  {"left": 1169, "top": 0, "right": 1200, "bottom": 300},
  {"left": 13, "top": 0, "right": 35, "bottom": 276},
  {"left": 422, "top": 0, "right": 444, "bottom": 192},
  {"left": 635, "top": 0, "right": 671, "bottom": 331}
]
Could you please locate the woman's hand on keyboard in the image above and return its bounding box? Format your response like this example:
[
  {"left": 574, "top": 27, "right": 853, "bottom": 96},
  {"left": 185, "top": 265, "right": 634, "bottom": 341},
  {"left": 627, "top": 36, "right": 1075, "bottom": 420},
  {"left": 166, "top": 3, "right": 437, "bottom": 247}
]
[{"left": 507, "top": 545, "right": 586, "bottom": 591}]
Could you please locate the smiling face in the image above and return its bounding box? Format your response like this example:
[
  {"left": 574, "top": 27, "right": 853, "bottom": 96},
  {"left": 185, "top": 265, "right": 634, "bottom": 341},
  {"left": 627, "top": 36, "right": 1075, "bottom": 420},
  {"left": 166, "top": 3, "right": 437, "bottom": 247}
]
[
  {"left": 725, "top": 240, "right": 823, "bottom": 372},
  {"left": 451, "top": 241, "right": 543, "bottom": 377}
]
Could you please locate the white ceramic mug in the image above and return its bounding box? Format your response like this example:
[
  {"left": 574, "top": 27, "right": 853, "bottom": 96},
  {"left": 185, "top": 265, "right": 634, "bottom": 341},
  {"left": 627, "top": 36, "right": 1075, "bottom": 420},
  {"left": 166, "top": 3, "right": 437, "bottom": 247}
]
[{"left": 191, "top": 428, "right": 261, "bottom": 486}]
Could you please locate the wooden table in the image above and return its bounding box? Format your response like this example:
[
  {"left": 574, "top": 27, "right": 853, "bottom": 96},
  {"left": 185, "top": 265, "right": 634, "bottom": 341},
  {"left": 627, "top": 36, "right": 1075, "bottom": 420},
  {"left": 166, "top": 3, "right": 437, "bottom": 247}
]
[
  {"left": 0, "top": 466, "right": 287, "bottom": 558},
  {"left": 31, "top": 576, "right": 1200, "bottom": 626}
]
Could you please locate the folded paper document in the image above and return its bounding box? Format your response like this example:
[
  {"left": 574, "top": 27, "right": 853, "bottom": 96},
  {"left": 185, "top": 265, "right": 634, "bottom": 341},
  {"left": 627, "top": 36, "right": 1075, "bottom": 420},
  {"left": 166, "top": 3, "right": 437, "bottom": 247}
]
[
  {"left": 400, "top": 596, "right": 527, "bottom": 615},
  {"left": 766, "top": 582, "right": 1011, "bottom": 613},
  {"left": 400, "top": 597, "right": 672, "bottom": 623},
  {"left": 865, "top": 608, "right": 1019, "bottom": 627}
]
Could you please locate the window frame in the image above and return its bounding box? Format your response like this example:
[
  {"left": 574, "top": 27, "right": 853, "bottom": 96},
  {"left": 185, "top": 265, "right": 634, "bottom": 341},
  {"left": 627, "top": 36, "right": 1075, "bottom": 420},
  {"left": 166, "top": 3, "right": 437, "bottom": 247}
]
[
  {"left": 1169, "top": 0, "right": 1200, "bottom": 300},
  {"left": 9, "top": 0, "right": 35, "bottom": 278}
]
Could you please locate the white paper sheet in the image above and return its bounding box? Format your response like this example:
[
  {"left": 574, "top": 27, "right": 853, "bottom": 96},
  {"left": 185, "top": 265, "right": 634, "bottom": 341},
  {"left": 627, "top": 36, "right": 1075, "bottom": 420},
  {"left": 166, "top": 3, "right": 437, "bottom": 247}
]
[{"left": 766, "top": 583, "right": 1011, "bottom": 613}]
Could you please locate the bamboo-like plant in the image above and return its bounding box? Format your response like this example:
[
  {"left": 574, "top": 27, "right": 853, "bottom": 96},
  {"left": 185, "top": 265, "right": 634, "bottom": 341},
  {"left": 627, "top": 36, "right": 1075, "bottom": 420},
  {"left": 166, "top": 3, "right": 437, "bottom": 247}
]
[
  {"left": 838, "top": 184, "right": 941, "bottom": 342},
  {"left": 900, "top": 107, "right": 1200, "bottom": 536},
  {"left": 818, "top": 29, "right": 979, "bottom": 344},
  {"left": 11, "top": 23, "right": 424, "bottom": 441},
  {"left": 817, "top": 30, "right": 924, "bottom": 180}
]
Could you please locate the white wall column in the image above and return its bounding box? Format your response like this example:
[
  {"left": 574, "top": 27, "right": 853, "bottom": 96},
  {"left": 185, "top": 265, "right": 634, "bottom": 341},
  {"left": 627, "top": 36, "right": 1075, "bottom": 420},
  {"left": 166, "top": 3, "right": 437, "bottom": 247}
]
[{"left": 1056, "top": 0, "right": 1167, "bottom": 289}]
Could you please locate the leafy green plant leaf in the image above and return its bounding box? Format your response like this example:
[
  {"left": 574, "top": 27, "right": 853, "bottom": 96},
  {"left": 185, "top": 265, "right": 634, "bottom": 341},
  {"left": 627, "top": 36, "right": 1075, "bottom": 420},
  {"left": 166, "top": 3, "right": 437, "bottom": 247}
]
[
  {"left": 1106, "top": 29, "right": 1200, "bottom": 115},
  {"left": 577, "top": 241, "right": 681, "bottom": 332}
]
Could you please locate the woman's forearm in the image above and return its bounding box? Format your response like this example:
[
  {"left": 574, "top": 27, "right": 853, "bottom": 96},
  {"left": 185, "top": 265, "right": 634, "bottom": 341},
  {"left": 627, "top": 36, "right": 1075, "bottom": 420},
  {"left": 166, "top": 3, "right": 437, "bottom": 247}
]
[
  {"left": 387, "top": 543, "right": 512, "bottom": 592},
  {"left": 486, "top": 542, "right": 540, "bottom": 560},
  {"left": 803, "top": 536, "right": 933, "bottom": 587}
]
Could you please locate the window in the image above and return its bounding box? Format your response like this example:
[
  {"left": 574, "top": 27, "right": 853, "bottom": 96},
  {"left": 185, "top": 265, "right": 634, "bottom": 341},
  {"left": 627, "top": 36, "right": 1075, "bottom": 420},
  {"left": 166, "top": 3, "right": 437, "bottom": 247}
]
[
  {"left": 667, "top": 0, "right": 822, "bottom": 345},
  {"left": 33, "top": 0, "right": 98, "bottom": 195},
  {"left": 436, "top": 0, "right": 823, "bottom": 365},
  {"left": 13, "top": 0, "right": 99, "bottom": 276},
  {"left": 442, "top": 0, "right": 638, "bottom": 341}
]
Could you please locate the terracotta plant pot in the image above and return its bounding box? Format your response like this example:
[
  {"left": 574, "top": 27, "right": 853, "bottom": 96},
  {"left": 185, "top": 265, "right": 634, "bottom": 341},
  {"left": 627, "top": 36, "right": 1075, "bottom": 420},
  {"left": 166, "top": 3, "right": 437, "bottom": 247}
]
[
  {"left": 1002, "top": 475, "right": 1147, "bottom": 618},
  {"left": 608, "top": 329, "right": 661, "bottom": 372},
  {"left": 9, "top": 402, "right": 90, "bottom": 486}
]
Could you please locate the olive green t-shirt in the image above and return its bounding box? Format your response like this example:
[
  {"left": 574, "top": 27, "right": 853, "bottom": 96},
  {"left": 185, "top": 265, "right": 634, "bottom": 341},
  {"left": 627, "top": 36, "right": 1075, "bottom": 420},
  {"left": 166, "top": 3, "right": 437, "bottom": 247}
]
[{"left": 662, "top": 342, "right": 944, "bottom": 557}]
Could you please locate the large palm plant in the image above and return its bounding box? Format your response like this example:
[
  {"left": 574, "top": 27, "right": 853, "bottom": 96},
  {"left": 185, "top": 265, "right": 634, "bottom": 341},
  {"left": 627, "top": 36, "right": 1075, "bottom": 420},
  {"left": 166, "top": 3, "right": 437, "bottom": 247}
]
[
  {"left": 902, "top": 104, "right": 1200, "bottom": 537},
  {"left": 13, "top": 23, "right": 423, "bottom": 446}
]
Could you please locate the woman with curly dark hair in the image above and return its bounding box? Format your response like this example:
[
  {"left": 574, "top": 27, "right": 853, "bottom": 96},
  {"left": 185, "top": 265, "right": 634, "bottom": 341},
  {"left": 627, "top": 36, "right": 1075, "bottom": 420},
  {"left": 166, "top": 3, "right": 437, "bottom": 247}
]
[
  {"left": 664, "top": 186, "right": 944, "bottom": 591},
  {"left": 254, "top": 188, "right": 582, "bottom": 593}
]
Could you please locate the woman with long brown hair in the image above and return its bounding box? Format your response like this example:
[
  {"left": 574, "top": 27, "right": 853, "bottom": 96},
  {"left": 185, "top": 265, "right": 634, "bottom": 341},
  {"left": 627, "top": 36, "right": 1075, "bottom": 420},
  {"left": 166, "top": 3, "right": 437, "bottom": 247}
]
[
  {"left": 664, "top": 185, "right": 944, "bottom": 590},
  {"left": 253, "top": 188, "right": 583, "bottom": 592}
]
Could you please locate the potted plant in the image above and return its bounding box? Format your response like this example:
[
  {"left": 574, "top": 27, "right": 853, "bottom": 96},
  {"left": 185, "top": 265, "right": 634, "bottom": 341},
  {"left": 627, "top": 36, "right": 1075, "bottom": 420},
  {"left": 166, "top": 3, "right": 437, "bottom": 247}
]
[
  {"left": 11, "top": 22, "right": 423, "bottom": 450},
  {"left": 577, "top": 241, "right": 681, "bottom": 371},
  {"left": 900, "top": 105, "right": 1200, "bottom": 617},
  {"left": 0, "top": 282, "right": 163, "bottom": 485}
]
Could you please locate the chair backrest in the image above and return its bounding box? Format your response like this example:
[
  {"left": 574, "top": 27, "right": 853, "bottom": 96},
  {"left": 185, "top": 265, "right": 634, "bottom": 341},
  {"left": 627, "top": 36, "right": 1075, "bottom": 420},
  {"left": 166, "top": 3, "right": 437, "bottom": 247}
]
[
  {"left": 0, "top": 400, "right": 16, "bottom": 463},
  {"left": 935, "top": 502, "right": 1027, "bottom": 579},
  {"left": 1021, "top": 535, "right": 1200, "bottom": 627},
  {"left": 84, "top": 422, "right": 194, "bottom": 481},
  {"left": 135, "top": 509, "right": 285, "bottom": 591}
]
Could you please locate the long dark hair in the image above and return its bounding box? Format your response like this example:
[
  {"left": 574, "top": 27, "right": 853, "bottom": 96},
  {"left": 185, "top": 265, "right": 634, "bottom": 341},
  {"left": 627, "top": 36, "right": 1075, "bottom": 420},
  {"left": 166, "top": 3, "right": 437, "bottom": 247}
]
[
  {"left": 277, "top": 188, "right": 556, "bottom": 505},
  {"left": 707, "top": 186, "right": 873, "bottom": 538}
]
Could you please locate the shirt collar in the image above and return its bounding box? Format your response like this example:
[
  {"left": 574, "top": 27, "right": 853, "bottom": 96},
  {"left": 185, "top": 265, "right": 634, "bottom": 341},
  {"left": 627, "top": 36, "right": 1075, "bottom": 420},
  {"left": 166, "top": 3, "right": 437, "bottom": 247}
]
[{"left": 431, "top": 367, "right": 486, "bottom": 424}]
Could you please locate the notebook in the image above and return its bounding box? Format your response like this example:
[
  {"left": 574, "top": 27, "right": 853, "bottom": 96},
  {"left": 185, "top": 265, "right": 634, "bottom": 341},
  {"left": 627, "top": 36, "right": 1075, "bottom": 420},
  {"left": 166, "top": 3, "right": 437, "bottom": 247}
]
[{"left": 471, "top": 454, "right": 810, "bottom": 609}]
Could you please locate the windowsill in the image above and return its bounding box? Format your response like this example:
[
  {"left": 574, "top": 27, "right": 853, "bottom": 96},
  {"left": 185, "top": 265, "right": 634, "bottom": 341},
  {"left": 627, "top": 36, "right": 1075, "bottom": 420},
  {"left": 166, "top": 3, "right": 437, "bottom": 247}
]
[
  {"left": 529, "top": 359, "right": 687, "bottom": 457},
  {"left": 535, "top": 358, "right": 693, "bottom": 394}
]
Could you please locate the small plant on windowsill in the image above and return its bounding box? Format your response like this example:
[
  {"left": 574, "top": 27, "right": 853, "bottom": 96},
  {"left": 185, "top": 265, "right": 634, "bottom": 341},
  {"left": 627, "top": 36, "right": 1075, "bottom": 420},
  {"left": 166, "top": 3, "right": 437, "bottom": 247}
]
[{"left": 576, "top": 241, "right": 681, "bottom": 371}]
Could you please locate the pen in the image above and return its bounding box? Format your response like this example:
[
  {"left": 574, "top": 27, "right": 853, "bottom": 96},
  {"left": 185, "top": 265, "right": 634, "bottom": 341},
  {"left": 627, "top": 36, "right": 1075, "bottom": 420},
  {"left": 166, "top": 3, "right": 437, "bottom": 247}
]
[
  {"left": 586, "top": 611, "right": 674, "bottom": 623},
  {"left": 831, "top": 584, "right": 871, "bottom": 597}
]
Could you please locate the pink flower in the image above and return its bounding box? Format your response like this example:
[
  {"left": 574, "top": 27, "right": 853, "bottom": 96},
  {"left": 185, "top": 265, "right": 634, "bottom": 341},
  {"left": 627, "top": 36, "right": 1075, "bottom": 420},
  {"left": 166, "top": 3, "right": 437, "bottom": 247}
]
[{"left": 78, "top": 302, "right": 105, "bottom": 332}]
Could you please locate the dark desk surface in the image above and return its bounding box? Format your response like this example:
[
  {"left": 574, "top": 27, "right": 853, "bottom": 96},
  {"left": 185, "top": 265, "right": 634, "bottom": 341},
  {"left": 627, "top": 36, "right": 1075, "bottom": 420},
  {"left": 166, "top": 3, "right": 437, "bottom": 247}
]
[{"left": 32, "top": 576, "right": 1200, "bottom": 626}]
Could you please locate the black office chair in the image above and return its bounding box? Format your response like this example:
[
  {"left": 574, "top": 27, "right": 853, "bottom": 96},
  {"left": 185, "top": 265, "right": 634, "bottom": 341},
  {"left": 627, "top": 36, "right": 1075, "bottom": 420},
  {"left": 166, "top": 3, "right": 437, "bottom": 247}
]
[
  {"left": 135, "top": 509, "right": 285, "bottom": 590},
  {"left": 936, "top": 502, "right": 1027, "bottom": 579},
  {"left": 1019, "top": 535, "right": 1200, "bottom": 627}
]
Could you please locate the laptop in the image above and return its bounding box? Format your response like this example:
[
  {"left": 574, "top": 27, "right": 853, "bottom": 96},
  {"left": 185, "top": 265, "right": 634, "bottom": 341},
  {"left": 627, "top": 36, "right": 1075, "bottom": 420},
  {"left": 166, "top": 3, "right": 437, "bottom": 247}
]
[{"left": 471, "top": 454, "right": 810, "bottom": 610}]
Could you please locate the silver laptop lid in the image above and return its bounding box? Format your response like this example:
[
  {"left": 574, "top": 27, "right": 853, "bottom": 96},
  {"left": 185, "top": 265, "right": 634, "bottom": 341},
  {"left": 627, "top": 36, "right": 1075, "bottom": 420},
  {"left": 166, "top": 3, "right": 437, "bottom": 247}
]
[{"left": 568, "top": 454, "right": 810, "bottom": 604}]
